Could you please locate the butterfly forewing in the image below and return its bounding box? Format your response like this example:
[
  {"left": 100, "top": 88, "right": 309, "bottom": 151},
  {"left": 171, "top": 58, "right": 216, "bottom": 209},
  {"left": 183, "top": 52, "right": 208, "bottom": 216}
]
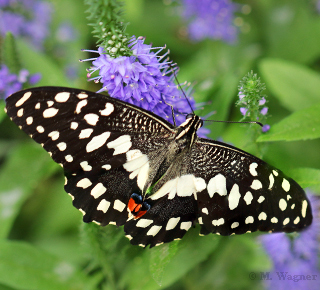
[
  {"left": 5, "top": 86, "right": 175, "bottom": 227},
  {"left": 5, "top": 86, "right": 312, "bottom": 248}
]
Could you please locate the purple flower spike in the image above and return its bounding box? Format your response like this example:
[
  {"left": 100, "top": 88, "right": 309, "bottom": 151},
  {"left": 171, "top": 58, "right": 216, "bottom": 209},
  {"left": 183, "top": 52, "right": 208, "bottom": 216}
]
[
  {"left": 83, "top": 36, "right": 209, "bottom": 137},
  {"left": 0, "top": 65, "right": 41, "bottom": 99},
  {"left": 0, "top": 0, "right": 52, "bottom": 49},
  {"left": 181, "top": 0, "right": 238, "bottom": 43},
  {"left": 260, "top": 193, "right": 320, "bottom": 290}
]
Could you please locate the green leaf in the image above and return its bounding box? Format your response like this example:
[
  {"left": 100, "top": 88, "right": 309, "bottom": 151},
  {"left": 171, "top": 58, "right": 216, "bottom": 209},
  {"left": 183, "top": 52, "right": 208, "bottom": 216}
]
[
  {"left": 0, "top": 240, "right": 86, "bottom": 290},
  {"left": 286, "top": 167, "right": 320, "bottom": 189},
  {"left": 0, "top": 143, "right": 57, "bottom": 238},
  {"left": 2, "top": 33, "right": 21, "bottom": 74},
  {"left": 160, "top": 231, "right": 219, "bottom": 288},
  {"left": 259, "top": 58, "right": 320, "bottom": 111},
  {"left": 257, "top": 103, "right": 320, "bottom": 142},
  {"left": 0, "top": 102, "right": 5, "bottom": 123},
  {"left": 15, "top": 39, "right": 71, "bottom": 87},
  {"left": 149, "top": 242, "right": 178, "bottom": 286}
]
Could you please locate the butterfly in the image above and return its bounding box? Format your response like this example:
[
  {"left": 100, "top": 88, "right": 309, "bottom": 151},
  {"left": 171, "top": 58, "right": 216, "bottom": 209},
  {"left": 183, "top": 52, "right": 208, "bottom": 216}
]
[{"left": 5, "top": 86, "right": 312, "bottom": 247}]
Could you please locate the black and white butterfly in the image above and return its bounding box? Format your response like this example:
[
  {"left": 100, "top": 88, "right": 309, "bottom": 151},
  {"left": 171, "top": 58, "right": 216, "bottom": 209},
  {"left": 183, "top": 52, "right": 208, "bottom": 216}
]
[{"left": 5, "top": 86, "right": 312, "bottom": 247}]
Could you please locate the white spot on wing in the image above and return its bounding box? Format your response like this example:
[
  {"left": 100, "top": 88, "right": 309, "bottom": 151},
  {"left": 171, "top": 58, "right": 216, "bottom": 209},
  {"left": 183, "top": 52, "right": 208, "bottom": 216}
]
[
  {"left": 76, "top": 99, "right": 87, "bottom": 114},
  {"left": 107, "top": 135, "right": 132, "bottom": 155},
  {"left": 207, "top": 174, "right": 227, "bottom": 197},
  {"left": 282, "top": 179, "right": 290, "bottom": 192},
  {"left": 228, "top": 184, "right": 241, "bottom": 210},
  {"left": 48, "top": 131, "right": 59, "bottom": 141},
  {"left": 202, "top": 208, "right": 209, "bottom": 215},
  {"left": 249, "top": 162, "right": 258, "bottom": 176},
  {"left": 271, "top": 217, "right": 278, "bottom": 223},
  {"left": 231, "top": 222, "right": 239, "bottom": 229},
  {"left": 293, "top": 216, "right": 300, "bottom": 224},
  {"left": 15, "top": 92, "right": 31, "bottom": 107},
  {"left": 26, "top": 116, "right": 33, "bottom": 125},
  {"left": 17, "top": 108, "right": 24, "bottom": 117},
  {"left": 76, "top": 178, "right": 92, "bottom": 189},
  {"left": 47, "top": 101, "right": 54, "bottom": 107},
  {"left": 251, "top": 179, "right": 262, "bottom": 190},
  {"left": 301, "top": 200, "right": 308, "bottom": 218},
  {"left": 146, "top": 225, "right": 162, "bottom": 236},
  {"left": 100, "top": 103, "right": 114, "bottom": 116},
  {"left": 283, "top": 218, "right": 290, "bottom": 225},
  {"left": 257, "top": 196, "right": 265, "bottom": 203},
  {"left": 57, "top": 142, "right": 67, "bottom": 151},
  {"left": 136, "top": 219, "right": 153, "bottom": 228},
  {"left": 212, "top": 218, "right": 224, "bottom": 226},
  {"left": 268, "top": 174, "right": 275, "bottom": 190},
  {"left": 55, "top": 92, "right": 70, "bottom": 102},
  {"left": 35, "top": 103, "right": 40, "bottom": 109},
  {"left": 180, "top": 221, "right": 192, "bottom": 231},
  {"left": 80, "top": 161, "right": 92, "bottom": 171},
  {"left": 77, "top": 92, "right": 88, "bottom": 99},
  {"left": 79, "top": 128, "right": 93, "bottom": 139},
  {"left": 102, "top": 164, "right": 111, "bottom": 170},
  {"left": 84, "top": 113, "right": 99, "bottom": 126},
  {"left": 91, "top": 183, "right": 106, "bottom": 199},
  {"left": 97, "top": 199, "right": 110, "bottom": 213},
  {"left": 65, "top": 155, "right": 73, "bottom": 162},
  {"left": 258, "top": 212, "right": 267, "bottom": 220},
  {"left": 36, "top": 126, "right": 44, "bottom": 133},
  {"left": 166, "top": 217, "right": 180, "bottom": 230},
  {"left": 243, "top": 191, "right": 253, "bottom": 205},
  {"left": 43, "top": 108, "right": 59, "bottom": 118},
  {"left": 113, "top": 199, "right": 126, "bottom": 212},
  {"left": 86, "top": 132, "right": 111, "bottom": 152},
  {"left": 70, "top": 122, "right": 78, "bottom": 130},
  {"left": 245, "top": 216, "right": 254, "bottom": 224},
  {"left": 279, "top": 198, "right": 287, "bottom": 211}
]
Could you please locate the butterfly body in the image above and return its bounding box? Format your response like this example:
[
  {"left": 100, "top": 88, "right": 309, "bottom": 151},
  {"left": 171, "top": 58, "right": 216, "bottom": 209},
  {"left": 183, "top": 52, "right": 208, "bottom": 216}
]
[{"left": 5, "top": 87, "right": 312, "bottom": 247}]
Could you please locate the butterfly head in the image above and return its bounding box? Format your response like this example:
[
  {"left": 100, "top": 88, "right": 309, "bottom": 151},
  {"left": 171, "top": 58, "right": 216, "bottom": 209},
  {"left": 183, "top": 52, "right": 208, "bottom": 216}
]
[{"left": 183, "top": 113, "right": 203, "bottom": 131}]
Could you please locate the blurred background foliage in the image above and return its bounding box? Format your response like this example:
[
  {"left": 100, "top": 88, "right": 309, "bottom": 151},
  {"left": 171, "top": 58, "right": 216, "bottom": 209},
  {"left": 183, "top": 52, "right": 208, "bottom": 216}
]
[{"left": 0, "top": 0, "right": 320, "bottom": 289}]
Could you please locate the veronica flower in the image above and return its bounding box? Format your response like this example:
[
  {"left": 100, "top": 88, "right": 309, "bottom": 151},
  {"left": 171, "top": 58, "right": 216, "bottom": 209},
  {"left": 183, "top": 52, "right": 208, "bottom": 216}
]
[
  {"left": 0, "top": 65, "right": 41, "bottom": 99},
  {"left": 260, "top": 193, "right": 320, "bottom": 290},
  {"left": 237, "top": 72, "right": 270, "bottom": 132},
  {"left": 0, "top": 0, "right": 52, "bottom": 49},
  {"left": 83, "top": 36, "right": 210, "bottom": 136},
  {"left": 180, "top": 0, "right": 238, "bottom": 43}
]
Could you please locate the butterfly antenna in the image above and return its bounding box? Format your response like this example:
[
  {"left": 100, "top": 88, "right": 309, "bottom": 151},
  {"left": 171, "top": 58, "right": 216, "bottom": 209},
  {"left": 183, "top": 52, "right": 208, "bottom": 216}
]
[
  {"left": 168, "top": 62, "right": 195, "bottom": 115},
  {"left": 204, "top": 119, "right": 263, "bottom": 127}
]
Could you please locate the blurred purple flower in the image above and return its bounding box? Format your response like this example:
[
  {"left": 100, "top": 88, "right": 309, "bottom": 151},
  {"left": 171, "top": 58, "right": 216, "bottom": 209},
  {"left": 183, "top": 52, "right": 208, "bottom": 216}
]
[
  {"left": 0, "top": 0, "right": 52, "bottom": 49},
  {"left": 56, "top": 21, "right": 78, "bottom": 42},
  {"left": 262, "top": 124, "right": 270, "bottom": 133},
  {"left": 181, "top": 0, "right": 238, "bottom": 43},
  {"left": 83, "top": 36, "right": 209, "bottom": 136},
  {"left": 0, "top": 65, "right": 41, "bottom": 99},
  {"left": 260, "top": 193, "right": 320, "bottom": 290},
  {"left": 260, "top": 107, "right": 268, "bottom": 115}
]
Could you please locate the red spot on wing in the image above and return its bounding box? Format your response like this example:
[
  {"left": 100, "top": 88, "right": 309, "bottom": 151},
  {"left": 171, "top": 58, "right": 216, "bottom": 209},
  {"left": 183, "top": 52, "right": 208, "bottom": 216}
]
[
  {"left": 135, "top": 210, "right": 147, "bottom": 219},
  {"left": 133, "top": 204, "right": 141, "bottom": 213},
  {"left": 128, "top": 198, "right": 136, "bottom": 212}
]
